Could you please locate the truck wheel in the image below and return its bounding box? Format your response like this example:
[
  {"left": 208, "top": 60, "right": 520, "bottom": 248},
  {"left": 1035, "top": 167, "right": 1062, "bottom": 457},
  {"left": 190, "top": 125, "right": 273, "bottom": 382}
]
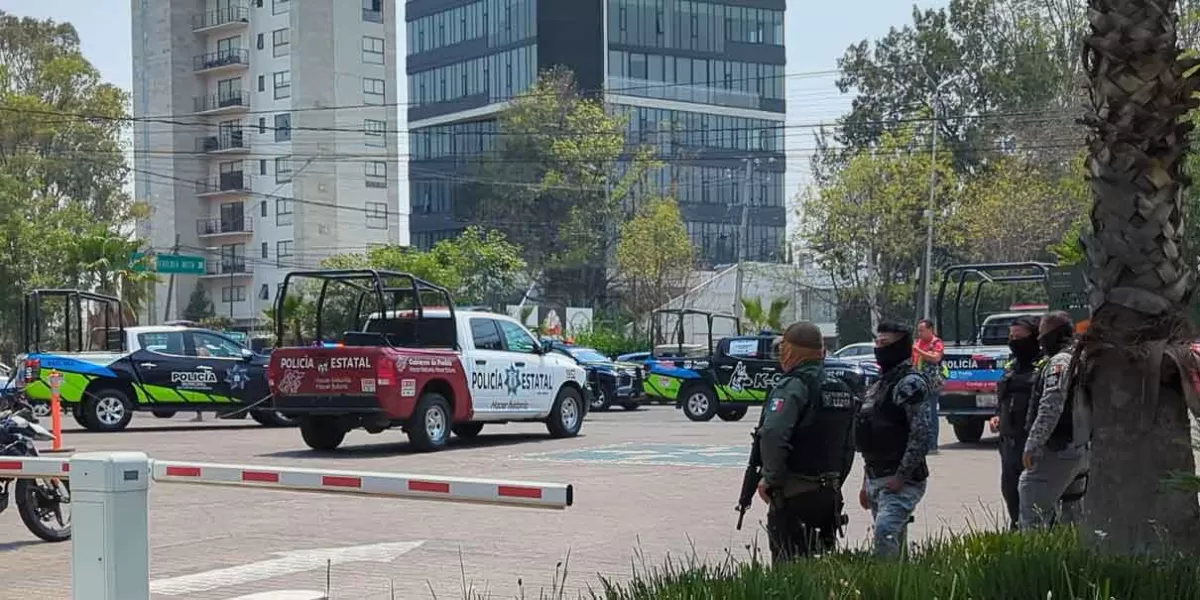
[
  {"left": 251, "top": 411, "right": 297, "bottom": 427},
  {"left": 152, "top": 409, "right": 176, "bottom": 419},
  {"left": 299, "top": 416, "right": 346, "bottom": 451},
  {"left": 953, "top": 418, "right": 986, "bottom": 444},
  {"left": 407, "top": 393, "right": 453, "bottom": 452},
  {"left": 546, "top": 387, "right": 584, "bottom": 438},
  {"left": 620, "top": 400, "right": 641, "bottom": 411},
  {"left": 590, "top": 387, "right": 612, "bottom": 412},
  {"left": 452, "top": 422, "right": 484, "bottom": 440},
  {"left": 82, "top": 388, "right": 133, "bottom": 432},
  {"left": 718, "top": 405, "right": 748, "bottom": 422},
  {"left": 681, "top": 384, "right": 718, "bottom": 422}
]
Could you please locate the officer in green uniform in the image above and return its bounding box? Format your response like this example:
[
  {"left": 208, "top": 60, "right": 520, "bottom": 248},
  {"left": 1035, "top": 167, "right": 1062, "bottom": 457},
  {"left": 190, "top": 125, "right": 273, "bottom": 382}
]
[{"left": 754, "top": 321, "right": 860, "bottom": 562}]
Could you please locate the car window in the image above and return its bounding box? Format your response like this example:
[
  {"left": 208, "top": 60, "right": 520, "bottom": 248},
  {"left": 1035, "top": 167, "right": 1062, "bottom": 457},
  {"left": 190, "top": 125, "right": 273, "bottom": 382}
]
[
  {"left": 497, "top": 320, "right": 537, "bottom": 354},
  {"left": 139, "top": 331, "right": 185, "bottom": 355},
  {"left": 470, "top": 318, "right": 503, "bottom": 351},
  {"left": 727, "top": 338, "right": 760, "bottom": 358},
  {"left": 190, "top": 331, "right": 244, "bottom": 359}
]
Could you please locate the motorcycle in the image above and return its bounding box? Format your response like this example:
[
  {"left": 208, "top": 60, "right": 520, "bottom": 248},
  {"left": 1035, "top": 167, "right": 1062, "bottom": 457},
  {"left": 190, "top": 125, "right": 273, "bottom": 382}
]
[{"left": 0, "top": 394, "right": 71, "bottom": 542}]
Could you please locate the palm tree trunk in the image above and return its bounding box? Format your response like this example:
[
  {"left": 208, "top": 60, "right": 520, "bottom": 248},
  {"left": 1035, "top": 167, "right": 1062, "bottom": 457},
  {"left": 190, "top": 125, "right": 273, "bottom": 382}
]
[{"left": 1079, "top": 0, "right": 1200, "bottom": 553}]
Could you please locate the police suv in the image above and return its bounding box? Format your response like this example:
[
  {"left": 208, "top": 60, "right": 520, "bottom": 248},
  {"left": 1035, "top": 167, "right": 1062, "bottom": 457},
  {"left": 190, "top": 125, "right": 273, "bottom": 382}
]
[{"left": 19, "top": 325, "right": 292, "bottom": 432}]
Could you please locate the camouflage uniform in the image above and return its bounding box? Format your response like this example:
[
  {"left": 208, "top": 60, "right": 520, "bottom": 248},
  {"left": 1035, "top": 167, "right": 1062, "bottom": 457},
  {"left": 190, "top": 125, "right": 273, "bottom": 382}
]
[{"left": 1018, "top": 346, "right": 1089, "bottom": 529}]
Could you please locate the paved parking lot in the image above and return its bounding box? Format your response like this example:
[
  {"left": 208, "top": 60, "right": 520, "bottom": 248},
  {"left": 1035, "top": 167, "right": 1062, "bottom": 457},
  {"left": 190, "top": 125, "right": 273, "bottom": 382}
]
[{"left": 0, "top": 406, "right": 1006, "bottom": 599}]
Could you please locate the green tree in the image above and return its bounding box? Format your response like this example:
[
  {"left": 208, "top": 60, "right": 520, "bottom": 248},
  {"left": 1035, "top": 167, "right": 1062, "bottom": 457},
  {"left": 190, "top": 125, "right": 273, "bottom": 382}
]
[
  {"left": 182, "top": 285, "right": 215, "bottom": 323},
  {"left": 1076, "top": 0, "right": 1200, "bottom": 552},
  {"left": 64, "top": 230, "right": 159, "bottom": 317},
  {"left": 739, "top": 297, "right": 790, "bottom": 333},
  {"left": 0, "top": 13, "right": 138, "bottom": 357},
  {"left": 460, "top": 67, "right": 658, "bottom": 306},
  {"left": 801, "top": 126, "right": 958, "bottom": 329},
  {"left": 615, "top": 197, "right": 694, "bottom": 322}
]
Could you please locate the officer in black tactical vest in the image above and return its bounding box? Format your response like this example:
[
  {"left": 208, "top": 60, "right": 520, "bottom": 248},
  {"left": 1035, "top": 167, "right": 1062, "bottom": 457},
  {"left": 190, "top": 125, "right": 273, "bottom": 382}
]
[
  {"left": 990, "top": 315, "right": 1041, "bottom": 530},
  {"left": 753, "top": 321, "right": 860, "bottom": 562},
  {"left": 855, "top": 321, "right": 932, "bottom": 558}
]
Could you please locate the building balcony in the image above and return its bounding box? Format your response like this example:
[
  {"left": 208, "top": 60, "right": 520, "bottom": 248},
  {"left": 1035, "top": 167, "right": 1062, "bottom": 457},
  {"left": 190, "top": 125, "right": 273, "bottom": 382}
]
[
  {"left": 607, "top": 76, "right": 763, "bottom": 111},
  {"left": 193, "top": 49, "right": 249, "bottom": 74},
  {"left": 203, "top": 259, "right": 252, "bottom": 278},
  {"left": 192, "top": 5, "right": 249, "bottom": 33},
  {"left": 194, "top": 91, "right": 249, "bottom": 115},
  {"left": 197, "top": 217, "right": 254, "bottom": 237},
  {"left": 196, "top": 130, "right": 248, "bottom": 154},
  {"left": 196, "top": 172, "right": 252, "bottom": 197}
]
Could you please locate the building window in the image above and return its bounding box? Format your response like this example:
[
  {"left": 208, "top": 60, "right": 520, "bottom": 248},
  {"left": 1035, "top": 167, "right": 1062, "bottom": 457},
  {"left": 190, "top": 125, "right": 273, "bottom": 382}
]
[
  {"left": 257, "top": 74, "right": 265, "bottom": 92},
  {"left": 366, "top": 202, "right": 388, "bottom": 229},
  {"left": 259, "top": 159, "right": 267, "bottom": 175},
  {"left": 260, "top": 201, "right": 267, "bottom": 217},
  {"left": 276, "top": 198, "right": 293, "bottom": 225},
  {"left": 363, "top": 119, "right": 385, "bottom": 147},
  {"left": 260, "top": 242, "right": 268, "bottom": 259},
  {"left": 256, "top": 33, "right": 264, "bottom": 50},
  {"left": 273, "top": 70, "right": 290, "bottom": 99},
  {"left": 222, "top": 286, "right": 247, "bottom": 303},
  {"left": 273, "top": 0, "right": 289, "bottom": 15},
  {"left": 274, "top": 113, "right": 291, "bottom": 142},
  {"left": 365, "top": 161, "right": 386, "bottom": 188},
  {"left": 276, "top": 240, "right": 294, "bottom": 267},
  {"left": 363, "top": 77, "right": 385, "bottom": 105},
  {"left": 272, "top": 28, "right": 290, "bottom": 57},
  {"left": 275, "top": 156, "right": 291, "bottom": 183},
  {"left": 363, "top": 0, "right": 382, "bottom": 23},
  {"left": 259, "top": 284, "right": 270, "bottom": 300},
  {"left": 362, "top": 36, "right": 384, "bottom": 64}
]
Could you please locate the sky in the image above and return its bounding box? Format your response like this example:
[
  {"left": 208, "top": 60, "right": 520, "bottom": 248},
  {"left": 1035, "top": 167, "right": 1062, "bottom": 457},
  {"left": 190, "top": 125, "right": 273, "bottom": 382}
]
[{"left": 0, "top": 0, "right": 949, "bottom": 242}]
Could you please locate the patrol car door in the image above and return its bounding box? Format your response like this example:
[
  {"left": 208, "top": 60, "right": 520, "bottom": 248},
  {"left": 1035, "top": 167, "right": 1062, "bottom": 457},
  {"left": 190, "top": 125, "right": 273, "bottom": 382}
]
[
  {"left": 129, "top": 329, "right": 195, "bottom": 403},
  {"left": 184, "top": 330, "right": 266, "bottom": 405},
  {"left": 714, "top": 337, "right": 777, "bottom": 401},
  {"left": 495, "top": 319, "right": 550, "bottom": 417},
  {"left": 465, "top": 317, "right": 510, "bottom": 418}
]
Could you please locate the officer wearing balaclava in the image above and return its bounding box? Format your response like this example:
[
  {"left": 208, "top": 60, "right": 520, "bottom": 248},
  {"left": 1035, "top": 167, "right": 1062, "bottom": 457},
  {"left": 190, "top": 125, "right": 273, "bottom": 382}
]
[
  {"left": 1018, "top": 311, "right": 1089, "bottom": 529},
  {"left": 990, "top": 315, "right": 1041, "bottom": 529},
  {"left": 854, "top": 321, "right": 931, "bottom": 558}
]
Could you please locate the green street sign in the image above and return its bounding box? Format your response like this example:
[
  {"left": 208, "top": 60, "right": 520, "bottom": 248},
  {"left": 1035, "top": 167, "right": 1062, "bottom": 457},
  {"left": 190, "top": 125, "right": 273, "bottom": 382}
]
[
  {"left": 1045, "top": 265, "right": 1089, "bottom": 323},
  {"left": 132, "top": 252, "right": 206, "bottom": 275}
]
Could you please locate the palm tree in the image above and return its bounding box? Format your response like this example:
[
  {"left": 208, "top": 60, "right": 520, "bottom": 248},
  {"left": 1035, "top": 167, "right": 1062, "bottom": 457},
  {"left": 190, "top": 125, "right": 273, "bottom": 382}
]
[
  {"left": 68, "top": 231, "right": 157, "bottom": 322},
  {"left": 1078, "top": 0, "right": 1200, "bottom": 552},
  {"left": 739, "top": 297, "right": 790, "bottom": 333}
]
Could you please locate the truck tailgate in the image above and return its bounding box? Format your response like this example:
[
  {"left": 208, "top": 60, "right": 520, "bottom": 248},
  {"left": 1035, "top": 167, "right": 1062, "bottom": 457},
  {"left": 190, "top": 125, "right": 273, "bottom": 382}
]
[
  {"left": 269, "top": 347, "right": 381, "bottom": 396},
  {"left": 941, "top": 348, "right": 1008, "bottom": 412}
]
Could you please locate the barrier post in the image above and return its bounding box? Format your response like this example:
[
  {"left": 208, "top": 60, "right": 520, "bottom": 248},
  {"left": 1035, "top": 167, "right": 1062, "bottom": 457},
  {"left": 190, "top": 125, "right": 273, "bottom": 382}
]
[
  {"left": 45, "top": 369, "right": 72, "bottom": 454},
  {"left": 71, "top": 452, "right": 152, "bottom": 600}
]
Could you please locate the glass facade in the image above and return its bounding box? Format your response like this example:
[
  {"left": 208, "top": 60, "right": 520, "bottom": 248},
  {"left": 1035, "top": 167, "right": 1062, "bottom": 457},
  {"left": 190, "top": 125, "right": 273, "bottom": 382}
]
[
  {"left": 608, "top": 0, "right": 784, "bottom": 50},
  {"left": 406, "top": 0, "right": 537, "bottom": 54},
  {"left": 608, "top": 50, "right": 783, "bottom": 109},
  {"left": 408, "top": 44, "right": 537, "bottom": 107}
]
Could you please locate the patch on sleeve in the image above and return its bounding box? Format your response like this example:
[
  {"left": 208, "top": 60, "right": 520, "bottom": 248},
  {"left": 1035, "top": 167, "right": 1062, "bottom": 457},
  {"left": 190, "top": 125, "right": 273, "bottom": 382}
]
[
  {"left": 768, "top": 396, "right": 786, "bottom": 412},
  {"left": 893, "top": 374, "right": 929, "bottom": 406}
]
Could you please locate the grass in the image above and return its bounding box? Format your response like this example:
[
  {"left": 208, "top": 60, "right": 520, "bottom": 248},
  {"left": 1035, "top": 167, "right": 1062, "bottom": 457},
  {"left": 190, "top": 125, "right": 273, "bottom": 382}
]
[{"left": 591, "top": 528, "right": 1200, "bottom": 600}]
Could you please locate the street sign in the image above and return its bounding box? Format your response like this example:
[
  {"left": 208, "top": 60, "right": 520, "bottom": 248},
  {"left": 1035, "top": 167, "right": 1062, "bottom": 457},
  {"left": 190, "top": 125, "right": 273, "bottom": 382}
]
[
  {"left": 132, "top": 253, "right": 206, "bottom": 275},
  {"left": 1045, "top": 264, "right": 1089, "bottom": 323}
]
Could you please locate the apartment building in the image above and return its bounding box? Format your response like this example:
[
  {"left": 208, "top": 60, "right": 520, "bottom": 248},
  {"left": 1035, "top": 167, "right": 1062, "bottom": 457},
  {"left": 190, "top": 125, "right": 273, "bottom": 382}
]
[
  {"left": 405, "top": 0, "right": 786, "bottom": 266},
  {"left": 131, "top": 0, "right": 404, "bottom": 328}
]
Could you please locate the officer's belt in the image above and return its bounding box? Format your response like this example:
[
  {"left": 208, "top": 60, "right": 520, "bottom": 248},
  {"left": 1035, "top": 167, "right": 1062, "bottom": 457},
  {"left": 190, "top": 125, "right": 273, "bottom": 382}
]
[{"left": 779, "top": 473, "right": 841, "bottom": 497}]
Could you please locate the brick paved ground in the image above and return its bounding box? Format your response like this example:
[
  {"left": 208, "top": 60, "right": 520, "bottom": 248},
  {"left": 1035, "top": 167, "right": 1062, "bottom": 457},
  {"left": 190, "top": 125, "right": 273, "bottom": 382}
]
[{"left": 0, "top": 406, "right": 1006, "bottom": 599}]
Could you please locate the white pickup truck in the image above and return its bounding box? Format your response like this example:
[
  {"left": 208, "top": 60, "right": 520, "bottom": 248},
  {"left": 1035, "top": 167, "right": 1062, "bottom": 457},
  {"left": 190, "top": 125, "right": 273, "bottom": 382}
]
[{"left": 267, "top": 309, "right": 591, "bottom": 452}]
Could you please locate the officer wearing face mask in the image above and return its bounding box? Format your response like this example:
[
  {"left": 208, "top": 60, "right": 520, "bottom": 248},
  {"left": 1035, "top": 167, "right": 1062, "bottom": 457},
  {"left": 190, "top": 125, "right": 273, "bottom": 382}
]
[
  {"left": 753, "top": 321, "right": 859, "bottom": 562},
  {"left": 989, "top": 315, "right": 1042, "bottom": 530},
  {"left": 855, "top": 321, "right": 931, "bottom": 558},
  {"left": 1019, "top": 311, "right": 1089, "bottom": 529}
]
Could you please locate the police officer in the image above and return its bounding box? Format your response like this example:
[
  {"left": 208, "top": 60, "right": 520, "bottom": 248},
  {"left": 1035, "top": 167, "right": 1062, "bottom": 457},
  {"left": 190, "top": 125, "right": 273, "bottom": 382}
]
[
  {"left": 1019, "top": 311, "right": 1088, "bottom": 529},
  {"left": 855, "top": 321, "right": 932, "bottom": 558},
  {"left": 754, "top": 321, "right": 859, "bottom": 562},
  {"left": 990, "top": 315, "right": 1041, "bottom": 530}
]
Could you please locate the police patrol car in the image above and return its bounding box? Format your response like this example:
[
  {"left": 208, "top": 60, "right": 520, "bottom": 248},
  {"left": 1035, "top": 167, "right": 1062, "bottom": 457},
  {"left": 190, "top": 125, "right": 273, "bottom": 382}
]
[{"left": 19, "top": 325, "right": 292, "bottom": 432}]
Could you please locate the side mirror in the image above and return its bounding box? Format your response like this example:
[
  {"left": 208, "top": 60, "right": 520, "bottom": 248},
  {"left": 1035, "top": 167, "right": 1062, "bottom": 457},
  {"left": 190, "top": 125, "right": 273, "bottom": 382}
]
[
  {"left": 539, "top": 340, "right": 554, "bottom": 355},
  {"left": 241, "top": 348, "right": 255, "bottom": 362}
]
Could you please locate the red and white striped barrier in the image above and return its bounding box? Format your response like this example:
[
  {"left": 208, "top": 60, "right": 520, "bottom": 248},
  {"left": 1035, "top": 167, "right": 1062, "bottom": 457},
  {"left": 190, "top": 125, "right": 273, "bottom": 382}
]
[
  {"left": 0, "top": 456, "right": 70, "bottom": 477},
  {"left": 151, "top": 460, "right": 573, "bottom": 509}
]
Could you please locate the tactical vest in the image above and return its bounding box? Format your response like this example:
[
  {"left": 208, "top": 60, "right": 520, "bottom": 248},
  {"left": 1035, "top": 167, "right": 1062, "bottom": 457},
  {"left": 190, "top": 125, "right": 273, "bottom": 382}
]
[
  {"left": 1027, "top": 351, "right": 1074, "bottom": 451},
  {"left": 854, "top": 366, "right": 928, "bottom": 481},
  {"left": 785, "top": 367, "right": 859, "bottom": 479},
  {"left": 996, "top": 360, "right": 1038, "bottom": 439}
]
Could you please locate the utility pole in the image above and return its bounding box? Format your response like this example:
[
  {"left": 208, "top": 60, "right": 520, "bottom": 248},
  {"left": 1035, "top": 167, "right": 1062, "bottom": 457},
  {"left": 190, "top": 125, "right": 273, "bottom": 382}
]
[
  {"left": 734, "top": 158, "right": 752, "bottom": 323},
  {"left": 921, "top": 77, "right": 956, "bottom": 320},
  {"left": 162, "top": 233, "right": 180, "bottom": 323}
]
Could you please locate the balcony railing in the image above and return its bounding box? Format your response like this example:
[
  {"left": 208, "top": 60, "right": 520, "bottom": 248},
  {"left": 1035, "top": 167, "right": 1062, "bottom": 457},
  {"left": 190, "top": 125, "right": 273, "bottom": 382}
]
[
  {"left": 363, "top": 8, "right": 383, "bottom": 23},
  {"left": 196, "top": 130, "right": 247, "bottom": 153},
  {"left": 197, "top": 217, "right": 254, "bottom": 236},
  {"left": 196, "top": 172, "right": 251, "bottom": 195},
  {"left": 192, "top": 5, "right": 249, "bottom": 31},
  {"left": 194, "top": 91, "right": 249, "bottom": 113},
  {"left": 193, "top": 49, "right": 249, "bottom": 72},
  {"left": 206, "top": 259, "right": 249, "bottom": 276}
]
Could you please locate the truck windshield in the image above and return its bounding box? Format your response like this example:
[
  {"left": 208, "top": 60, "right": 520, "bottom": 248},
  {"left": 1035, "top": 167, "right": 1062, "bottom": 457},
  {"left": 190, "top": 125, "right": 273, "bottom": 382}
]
[
  {"left": 361, "top": 314, "right": 456, "bottom": 348},
  {"left": 979, "top": 316, "right": 1021, "bottom": 346},
  {"left": 568, "top": 348, "right": 609, "bottom": 363}
]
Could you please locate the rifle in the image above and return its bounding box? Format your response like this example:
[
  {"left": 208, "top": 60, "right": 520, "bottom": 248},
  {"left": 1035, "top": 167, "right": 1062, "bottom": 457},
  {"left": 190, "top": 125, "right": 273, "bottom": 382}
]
[{"left": 735, "top": 427, "right": 762, "bottom": 530}]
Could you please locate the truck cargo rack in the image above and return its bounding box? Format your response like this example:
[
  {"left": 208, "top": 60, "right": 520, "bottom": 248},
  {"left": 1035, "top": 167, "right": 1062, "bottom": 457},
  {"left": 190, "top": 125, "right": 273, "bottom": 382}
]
[{"left": 935, "top": 262, "right": 1056, "bottom": 346}]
